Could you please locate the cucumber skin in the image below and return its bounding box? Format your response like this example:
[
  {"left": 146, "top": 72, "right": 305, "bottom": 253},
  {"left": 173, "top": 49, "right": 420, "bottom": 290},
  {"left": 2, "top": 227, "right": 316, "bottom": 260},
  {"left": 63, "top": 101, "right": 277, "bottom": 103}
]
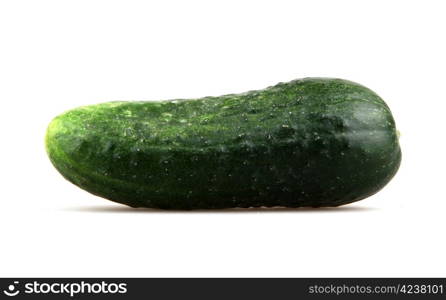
[{"left": 46, "top": 78, "right": 401, "bottom": 209}]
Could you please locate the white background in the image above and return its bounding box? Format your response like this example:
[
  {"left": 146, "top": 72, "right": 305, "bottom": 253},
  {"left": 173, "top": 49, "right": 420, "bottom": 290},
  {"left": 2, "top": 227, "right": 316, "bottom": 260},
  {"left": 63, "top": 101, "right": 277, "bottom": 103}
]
[{"left": 0, "top": 0, "right": 445, "bottom": 277}]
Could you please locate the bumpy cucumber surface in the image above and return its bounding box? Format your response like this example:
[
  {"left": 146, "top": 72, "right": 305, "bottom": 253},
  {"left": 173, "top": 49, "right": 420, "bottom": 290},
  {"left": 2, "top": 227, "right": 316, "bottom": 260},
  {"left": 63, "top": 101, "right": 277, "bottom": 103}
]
[{"left": 46, "top": 78, "right": 401, "bottom": 209}]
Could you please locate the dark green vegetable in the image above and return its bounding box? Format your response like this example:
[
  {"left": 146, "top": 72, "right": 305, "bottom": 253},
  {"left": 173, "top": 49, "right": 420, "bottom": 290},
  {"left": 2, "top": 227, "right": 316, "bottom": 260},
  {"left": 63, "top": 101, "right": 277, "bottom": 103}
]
[{"left": 46, "top": 78, "right": 401, "bottom": 209}]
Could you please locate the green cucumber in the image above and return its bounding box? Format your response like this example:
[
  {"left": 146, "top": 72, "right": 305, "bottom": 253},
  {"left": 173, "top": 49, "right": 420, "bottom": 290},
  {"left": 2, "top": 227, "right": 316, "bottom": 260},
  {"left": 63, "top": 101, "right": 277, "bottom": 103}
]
[{"left": 46, "top": 78, "right": 401, "bottom": 209}]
